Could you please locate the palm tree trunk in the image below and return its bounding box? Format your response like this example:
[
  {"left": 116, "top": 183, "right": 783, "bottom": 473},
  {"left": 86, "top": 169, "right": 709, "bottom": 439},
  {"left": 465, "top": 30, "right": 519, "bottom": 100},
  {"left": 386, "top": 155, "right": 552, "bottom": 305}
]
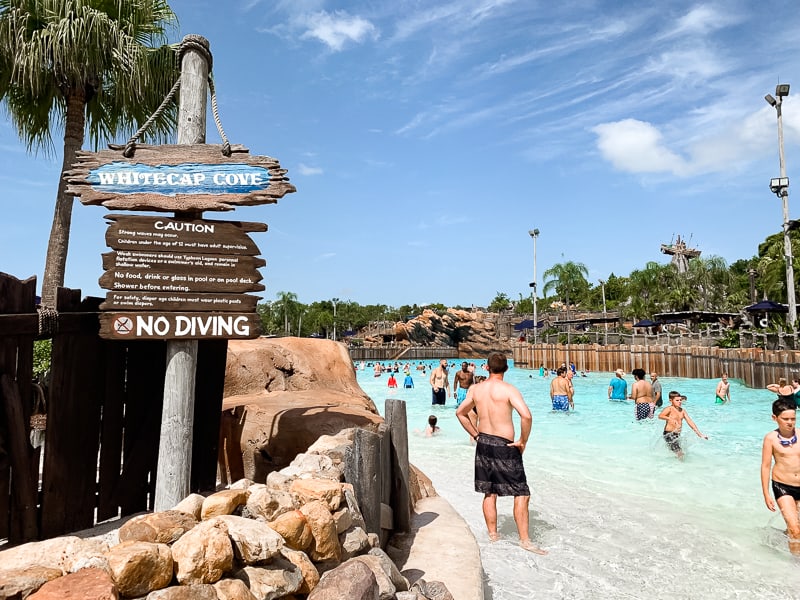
[{"left": 41, "top": 91, "right": 86, "bottom": 307}]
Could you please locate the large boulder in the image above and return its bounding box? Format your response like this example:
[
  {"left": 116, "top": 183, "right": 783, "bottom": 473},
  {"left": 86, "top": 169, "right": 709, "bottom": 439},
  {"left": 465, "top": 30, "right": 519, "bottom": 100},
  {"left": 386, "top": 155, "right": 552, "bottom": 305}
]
[{"left": 220, "top": 338, "right": 383, "bottom": 481}]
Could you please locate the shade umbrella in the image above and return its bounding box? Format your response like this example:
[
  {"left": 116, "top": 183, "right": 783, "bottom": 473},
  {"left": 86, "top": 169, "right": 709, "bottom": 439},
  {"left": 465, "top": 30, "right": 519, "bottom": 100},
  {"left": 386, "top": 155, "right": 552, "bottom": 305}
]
[
  {"left": 633, "top": 319, "right": 658, "bottom": 328},
  {"left": 514, "top": 319, "right": 535, "bottom": 331},
  {"left": 745, "top": 300, "right": 788, "bottom": 313}
]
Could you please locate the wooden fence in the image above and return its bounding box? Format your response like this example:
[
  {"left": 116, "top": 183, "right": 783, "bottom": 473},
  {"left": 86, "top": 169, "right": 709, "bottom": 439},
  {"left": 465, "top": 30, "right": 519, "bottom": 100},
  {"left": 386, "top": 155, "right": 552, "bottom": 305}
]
[
  {"left": 511, "top": 342, "right": 800, "bottom": 388},
  {"left": 0, "top": 272, "right": 227, "bottom": 545}
]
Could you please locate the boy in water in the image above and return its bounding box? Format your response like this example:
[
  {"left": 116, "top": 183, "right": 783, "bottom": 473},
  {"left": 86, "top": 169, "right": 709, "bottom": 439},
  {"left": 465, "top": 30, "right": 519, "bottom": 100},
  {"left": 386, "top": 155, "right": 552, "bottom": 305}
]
[
  {"left": 760, "top": 398, "right": 800, "bottom": 555},
  {"left": 658, "top": 391, "right": 707, "bottom": 460}
]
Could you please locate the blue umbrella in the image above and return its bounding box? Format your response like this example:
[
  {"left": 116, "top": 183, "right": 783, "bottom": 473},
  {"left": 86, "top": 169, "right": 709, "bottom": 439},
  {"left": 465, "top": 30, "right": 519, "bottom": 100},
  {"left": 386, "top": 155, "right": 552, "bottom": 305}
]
[
  {"left": 745, "top": 300, "right": 788, "bottom": 313},
  {"left": 514, "top": 319, "right": 535, "bottom": 331},
  {"left": 633, "top": 319, "right": 658, "bottom": 328}
]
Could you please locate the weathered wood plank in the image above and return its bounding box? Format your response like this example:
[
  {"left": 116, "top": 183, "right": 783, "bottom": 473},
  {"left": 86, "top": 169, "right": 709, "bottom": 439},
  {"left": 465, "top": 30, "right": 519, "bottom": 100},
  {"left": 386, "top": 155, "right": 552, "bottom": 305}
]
[
  {"left": 191, "top": 339, "right": 228, "bottom": 493},
  {"left": 65, "top": 144, "right": 296, "bottom": 212},
  {"left": 96, "top": 341, "right": 127, "bottom": 522},
  {"left": 99, "top": 312, "right": 261, "bottom": 340}
]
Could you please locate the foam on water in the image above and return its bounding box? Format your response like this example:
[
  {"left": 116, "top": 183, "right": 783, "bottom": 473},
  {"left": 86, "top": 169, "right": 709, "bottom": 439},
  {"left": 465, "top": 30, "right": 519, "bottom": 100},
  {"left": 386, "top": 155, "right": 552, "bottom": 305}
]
[{"left": 356, "top": 360, "right": 800, "bottom": 599}]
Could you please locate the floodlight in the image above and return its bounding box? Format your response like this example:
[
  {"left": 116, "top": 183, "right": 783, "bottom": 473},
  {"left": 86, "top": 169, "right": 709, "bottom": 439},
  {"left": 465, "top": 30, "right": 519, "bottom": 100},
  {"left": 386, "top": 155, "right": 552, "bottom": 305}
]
[
  {"left": 770, "top": 177, "right": 790, "bottom": 194},
  {"left": 776, "top": 84, "right": 791, "bottom": 97},
  {"left": 765, "top": 94, "right": 777, "bottom": 106}
]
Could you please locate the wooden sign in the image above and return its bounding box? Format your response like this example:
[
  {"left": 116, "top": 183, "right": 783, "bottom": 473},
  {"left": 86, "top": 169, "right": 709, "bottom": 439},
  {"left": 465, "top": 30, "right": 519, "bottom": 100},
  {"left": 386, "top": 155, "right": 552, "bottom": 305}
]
[
  {"left": 99, "top": 269, "right": 264, "bottom": 294},
  {"left": 65, "top": 144, "right": 296, "bottom": 212},
  {"left": 105, "top": 215, "right": 265, "bottom": 255},
  {"left": 102, "top": 251, "right": 266, "bottom": 275},
  {"left": 100, "top": 291, "right": 260, "bottom": 312},
  {"left": 99, "top": 312, "right": 262, "bottom": 340}
]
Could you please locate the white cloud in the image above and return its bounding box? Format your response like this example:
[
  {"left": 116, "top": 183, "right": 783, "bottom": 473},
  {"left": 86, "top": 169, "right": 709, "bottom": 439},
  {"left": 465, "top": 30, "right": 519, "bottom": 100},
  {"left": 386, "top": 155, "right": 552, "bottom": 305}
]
[
  {"left": 315, "top": 252, "right": 336, "bottom": 261},
  {"left": 297, "top": 163, "right": 323, "bottom": 176},
  {"left": 592, "top": 119, "right": 688, "bottom": 176},
  {"left": 662, "top": 4, "right": 743, "bottom": 38},
  {"left": 300, "top": 11, "right": 378, "bottom": 51}
]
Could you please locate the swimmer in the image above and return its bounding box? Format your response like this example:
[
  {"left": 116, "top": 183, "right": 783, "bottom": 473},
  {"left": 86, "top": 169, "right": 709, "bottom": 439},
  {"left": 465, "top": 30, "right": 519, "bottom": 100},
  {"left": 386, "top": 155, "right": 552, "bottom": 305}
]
[
  {"left": 761, "top": 398, "right": 800, "bottom": 556},
  {"left": 631, "top": 368, "right": 654, "bottom": 420},
  {"left": 658, "top": 391, "right": 707, "bottom": 460},
  {"left": 550, "top": 366, "right": 573, "bottom": 411},
  {"left": 715, "top": 374, "right": 730, "bottom": 404},
  {"left": 424, "top": 415, "right": 441, "bottom": 437},
  {"left": 608, "top": 368, "right": 627, "bottom": 401}
]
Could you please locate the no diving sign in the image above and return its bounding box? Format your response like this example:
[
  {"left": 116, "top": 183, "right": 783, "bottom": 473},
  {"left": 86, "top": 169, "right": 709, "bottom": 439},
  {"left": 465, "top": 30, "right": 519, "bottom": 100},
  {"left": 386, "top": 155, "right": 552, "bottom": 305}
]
[{"left": 100, "top": 312, "right": 261, "bottom": 340}]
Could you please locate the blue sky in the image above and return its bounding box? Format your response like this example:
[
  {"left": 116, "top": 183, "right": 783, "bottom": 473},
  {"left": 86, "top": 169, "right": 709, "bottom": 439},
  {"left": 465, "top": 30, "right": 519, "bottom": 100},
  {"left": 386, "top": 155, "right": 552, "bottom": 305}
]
[{"left": 3, "top": 0, "right": 800, "bottom": 308}]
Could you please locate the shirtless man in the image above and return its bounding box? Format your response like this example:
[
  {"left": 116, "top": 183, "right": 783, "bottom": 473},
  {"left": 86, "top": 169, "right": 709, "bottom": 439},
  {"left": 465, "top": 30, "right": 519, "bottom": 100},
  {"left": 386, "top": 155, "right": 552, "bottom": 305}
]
[
  {"left": 715, "top": 374, "right": 730, "bottom": 404},
  {"left": 550, "top": 366, "right": 573, "bottom": 411},
  {"left": 761, "top": 398, "right": 800, "bottom": 555},
  {"left": 631, "top": 368, "right": 654, "bottom": 420},
  {"left": 429, "top": 359, "right": 449, "bottom": 406},
  {"left": 453, "top": 361, "right": 474, "bottom": 407},
  {"left": 455, "top": 351, "right": 547, "bottom": 554}
]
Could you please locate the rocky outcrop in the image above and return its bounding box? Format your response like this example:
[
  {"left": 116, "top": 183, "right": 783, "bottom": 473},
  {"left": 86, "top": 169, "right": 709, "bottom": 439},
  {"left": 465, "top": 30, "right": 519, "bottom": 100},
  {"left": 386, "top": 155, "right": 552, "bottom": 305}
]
[
  {"left": 220, "top": 338, "right": 383, "bottom": 481},
  {"left": 367, "top": 309, "right": 510, "bottom": 357},
  {"left": 0, "top": 430, "right": 452, "bottom": 600}
]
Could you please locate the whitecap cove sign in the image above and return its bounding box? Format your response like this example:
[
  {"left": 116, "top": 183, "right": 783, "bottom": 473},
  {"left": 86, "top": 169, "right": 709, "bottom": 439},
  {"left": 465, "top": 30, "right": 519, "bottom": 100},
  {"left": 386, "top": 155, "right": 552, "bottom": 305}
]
[{"left": 65, "top": 143, "right": 296, "bottom": 212}]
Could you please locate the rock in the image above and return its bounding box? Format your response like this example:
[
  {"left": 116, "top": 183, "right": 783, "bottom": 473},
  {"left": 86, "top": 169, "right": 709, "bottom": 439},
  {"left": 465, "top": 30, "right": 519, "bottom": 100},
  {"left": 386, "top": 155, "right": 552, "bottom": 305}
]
[
  {"left": 201, "top": 489, "right": 250, "bottom": 520},
  {"left": 306, "top": 431, "right": 355, "bottom": 466},
  {"left": 209, "top": 515, "right": 284, "bottom": 564},
  {"left": 104, "top": 541, "right": 173, "bottom": 598},
  {"left": 63, "top": 538, "right": 111, "bottom": 574},
  {"left": 339, "top": 526, "right": 370, "bottom": 560},
  {"left": 289, "top": 478, "right": 343, "bottom": 511},
  {"left": 280, "top": 547, "right": 320, "bottom": 594},
  {"left": 231, "top": 557, "right": 302, "bottom": 600},
  {"left": 0, "top": 566, "right": 62, "bottom": 599},
  {"left": 411, "top": 578, "right": 454, "bottom": 600},
  {"left": 229, "top": 478, "right": 254, "bottom": 490},
  {"left": 341, "top": 484, "right": 367, "bottom": 531},
  {"left": 221, "top": 338, "right": 383, "bottom": 479},
  {"left": 351, "top": 554, "right": 397, "bottom": 600},
  {"left": 171, "top": 519, "right": 233, "bottom": 585},
  {"left": 307, "top": 559, "right": 379, "bottom": 600},
  {"left": 332, "top": 507, "right": 353, "bottom": 534},
  {"left": 281, "top": 453, "right": 341, "bottom": 481},
  {"left": 266, "top": 510, "right": 313, "bottom": 551},
  {"left": 395, "top": 593, "right": 426, "bottom": 600},
  {"left": 118, "top": 511, "right": 197, "bottom": 544},
  {"left": 28, "top": 568, "right": 117, "bottom": 600},
  {"left": 213, "top": 578, "right": 258, "bottom": 600},
  {"left": 173, "top": 494, "right": 205, "bottom": 520},
  {"left": 244, "top": 485, "right": 298, "bottom": 523},
  {"left": 146, "top": 584, "right": 218, "bottom": 599},
  {"left": 367, "top": 547, "right": 409, "bottom": 592},
  {"left": 0, "top": 536, "right": 90, "bottom": 573},
  {"left": 299, "top": 500, "right": 341, "bottom": 563},
  {"left": 409, "top": 464, "right": 437, "bottom": 505}
]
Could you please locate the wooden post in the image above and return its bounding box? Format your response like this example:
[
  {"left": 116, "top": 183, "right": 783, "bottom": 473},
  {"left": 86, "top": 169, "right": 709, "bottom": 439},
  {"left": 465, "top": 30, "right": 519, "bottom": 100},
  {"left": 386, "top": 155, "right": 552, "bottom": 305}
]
[
  {"left": 385, "top": 399, "right": 411, "bottom": 533},
  {"left": 343, "top": 428, "right": 382, "bottom": 537},
  {"left": 154, "top": 35, "right": 210, "bottom": 511}
]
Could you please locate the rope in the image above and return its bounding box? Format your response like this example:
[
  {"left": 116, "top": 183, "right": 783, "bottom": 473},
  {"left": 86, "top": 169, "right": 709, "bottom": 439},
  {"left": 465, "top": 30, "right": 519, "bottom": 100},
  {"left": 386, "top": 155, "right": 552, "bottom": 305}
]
[
  {"left": 123, "top": 77, "right": 182, "bottom": 157},
  {"left": 120, "top": 35, "right": 232, "bottom": 159},
  {"left": 37, "top": 305, "right": 58, "bottom": 336},
  {"left": 208, "top": 76, "right": 231, "bottom": 157}
]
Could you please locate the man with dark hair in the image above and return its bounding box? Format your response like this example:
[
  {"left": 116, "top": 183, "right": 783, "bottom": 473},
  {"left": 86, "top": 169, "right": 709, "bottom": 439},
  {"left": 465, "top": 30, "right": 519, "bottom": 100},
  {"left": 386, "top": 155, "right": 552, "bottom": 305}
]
[
  {"left": 453, "top": 361, "right": 474, "bottom": 407},
  {"left": 455, "top": 351, "right": 547, "bottom": 554},
  {"left": 429, "top": 359, "right": 449, "bottom": 406}
]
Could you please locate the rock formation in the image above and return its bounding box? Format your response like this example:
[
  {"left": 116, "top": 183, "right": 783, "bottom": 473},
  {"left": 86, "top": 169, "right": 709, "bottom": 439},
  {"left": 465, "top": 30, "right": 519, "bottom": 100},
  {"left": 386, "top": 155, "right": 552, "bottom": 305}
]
[
  {"left": 364, "top": 309, "right": 511, "bottom": 357},
  {"left": 220, "top": 338, "right": 383, "bottom": 482}
]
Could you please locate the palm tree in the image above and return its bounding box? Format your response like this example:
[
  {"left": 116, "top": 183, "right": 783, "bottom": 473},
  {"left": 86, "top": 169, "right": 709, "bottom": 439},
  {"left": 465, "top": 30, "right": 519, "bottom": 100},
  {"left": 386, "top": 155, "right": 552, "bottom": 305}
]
[
  {"left": 542, "top": 261, "right": 589, "bottom": 313},
  {"left": 273, "top": 291, "right": 300, "bottom": 336},
  {"left": 0, "top": 0, "right": 178, "bottom": 306}
]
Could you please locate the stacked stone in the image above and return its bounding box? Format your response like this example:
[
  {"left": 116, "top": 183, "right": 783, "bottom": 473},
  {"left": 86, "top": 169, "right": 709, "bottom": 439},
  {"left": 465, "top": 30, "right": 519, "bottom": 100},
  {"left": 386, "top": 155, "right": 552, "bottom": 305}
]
[{"left": 0, "top": 430, "right": 452, "bottom": 600}]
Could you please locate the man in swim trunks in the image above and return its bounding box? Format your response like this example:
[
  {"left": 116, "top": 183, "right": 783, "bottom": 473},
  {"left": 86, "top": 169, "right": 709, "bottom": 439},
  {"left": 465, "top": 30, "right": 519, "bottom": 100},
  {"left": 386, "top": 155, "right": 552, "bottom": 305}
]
[
  {"left": 631, "top": 368, "right": 654, "bottom": 420},
  {"left": 761, "top": 398, "right": 800, "bottom": 555},
  {"left": 429, "top": 359, "right": 449, "bottom": 406},
  {"left": 453, "top": 361, "right": 474, "bottom": 406},
  {"left": 550, "top": 366, "right": 573, "bottom": 411},
  {"left": 455, "top": 351, "right": 547, "bottom": 554},
  {"left": 658, "top": 391, "right": 707, "bottom": 460},
  {"left": 650, "top": 372, "right": 663, "bottom": 408},
  {"left": 715, "top": 373, "right": 730, "bottom": 404},
  {"left": 608, "top": 368, "right": 627, "bottom": 401}
]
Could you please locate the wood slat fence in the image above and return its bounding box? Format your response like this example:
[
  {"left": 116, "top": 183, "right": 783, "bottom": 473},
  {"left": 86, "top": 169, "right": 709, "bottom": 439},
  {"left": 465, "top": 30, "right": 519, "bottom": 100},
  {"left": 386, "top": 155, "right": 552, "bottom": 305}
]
[
  {"left": 0, "top": 272, "right": 227, "bottom": 545},
  {"left": 511, "top": 343, "right": 800, "bottom": 388}
]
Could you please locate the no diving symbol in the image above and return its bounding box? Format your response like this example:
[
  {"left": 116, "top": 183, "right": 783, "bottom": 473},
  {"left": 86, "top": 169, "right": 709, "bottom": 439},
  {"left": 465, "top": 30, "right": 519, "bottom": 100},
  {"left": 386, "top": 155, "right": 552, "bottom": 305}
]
[{"left": 113, "top": 316, "right": 134, "bottom": 336}]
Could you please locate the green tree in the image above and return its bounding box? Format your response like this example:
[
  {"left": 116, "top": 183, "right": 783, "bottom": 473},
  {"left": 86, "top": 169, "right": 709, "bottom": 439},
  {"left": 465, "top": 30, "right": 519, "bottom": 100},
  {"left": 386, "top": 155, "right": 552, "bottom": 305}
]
[
  {"left": 0, "top": 0, "right": 178, "bottom": 306},
  {"left": 273, "top": 291, "right": 301, "bottom": 335},
  {"left": 488, "top": 292, "right": 511, "bottom": 313},
  {"left": 542, "top": 261, "right": 589, "bottom": 311}
]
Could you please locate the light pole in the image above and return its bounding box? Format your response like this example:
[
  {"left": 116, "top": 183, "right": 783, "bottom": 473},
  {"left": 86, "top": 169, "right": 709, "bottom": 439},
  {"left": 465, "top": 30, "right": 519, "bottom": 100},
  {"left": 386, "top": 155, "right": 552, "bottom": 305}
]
[
  {"left": 528, "top": 229, "right": 540, "bottom": 344},
  {"left": 599, "top": 279, "right": 607, "bottom": 345},
  {"left": 332, "top": 298, "right": 339, "bottom": 341},
  {"left": 766, "top": 83, "right": 797, "bottom": 330}
]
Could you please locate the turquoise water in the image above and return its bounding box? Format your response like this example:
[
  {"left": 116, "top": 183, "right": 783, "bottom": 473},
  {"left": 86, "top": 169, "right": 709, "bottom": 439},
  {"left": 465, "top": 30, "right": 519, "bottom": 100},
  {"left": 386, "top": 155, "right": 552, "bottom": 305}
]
[{"left": 356, "top": 360, "right": 800, "bottom": 600}]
